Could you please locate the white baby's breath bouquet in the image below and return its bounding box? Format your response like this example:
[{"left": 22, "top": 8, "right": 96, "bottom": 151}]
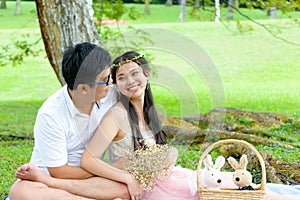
[{"left": 122, "top": 143, "right": 177, "bottom": 191}]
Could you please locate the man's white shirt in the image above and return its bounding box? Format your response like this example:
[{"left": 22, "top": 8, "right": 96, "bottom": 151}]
[{"left": 30, "top": 85, "right": 118, "bottom": 175}]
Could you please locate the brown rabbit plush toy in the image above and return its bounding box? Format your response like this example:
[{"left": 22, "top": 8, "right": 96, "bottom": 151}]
[{"left": 227, "top": 154, "right": 254, "bottom": 190}]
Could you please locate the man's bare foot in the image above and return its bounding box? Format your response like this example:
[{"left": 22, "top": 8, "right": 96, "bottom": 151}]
[{"left": 15, "top": 163, "right": 51, "bottom": 185}]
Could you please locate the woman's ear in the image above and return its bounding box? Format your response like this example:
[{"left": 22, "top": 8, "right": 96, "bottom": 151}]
[{"left": 145, "top": 69, "right": 151, "bottom": 79}]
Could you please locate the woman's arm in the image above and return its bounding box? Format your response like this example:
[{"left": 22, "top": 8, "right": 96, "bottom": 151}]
[
  {"left": 48, "top": 164, "right": 93, "bottom": 179},
  {"left": 80, "top": 108, "right": 143, "bottom": 199},
  {"left": 111, "top": 157, "right": 129, "bottom": 169}
]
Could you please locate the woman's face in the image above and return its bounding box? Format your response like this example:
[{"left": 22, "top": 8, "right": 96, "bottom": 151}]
[{"left": 115, "top": 62, "right": 149, "bottom": 100}]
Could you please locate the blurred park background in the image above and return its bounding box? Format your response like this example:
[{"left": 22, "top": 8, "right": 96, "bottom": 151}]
[{"left": 0, "top": 0, "right": 299, "bottom": 197}]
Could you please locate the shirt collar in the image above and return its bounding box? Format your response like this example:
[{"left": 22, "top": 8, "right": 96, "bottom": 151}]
[
  {"left": 63, "top": 85, "right": 104, "bottom": 118},
  {"left": 63, "top": 85, "right": 80, "bottom": 118}
]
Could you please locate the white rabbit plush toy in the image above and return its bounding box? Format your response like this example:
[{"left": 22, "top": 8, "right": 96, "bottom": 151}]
[{"left": 202, "top": 154, "right": 225, "bottom": 189}]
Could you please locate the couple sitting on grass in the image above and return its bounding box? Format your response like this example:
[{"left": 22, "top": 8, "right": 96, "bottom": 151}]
[{"left": 8, "top": 42, "right": 300, "bottom": 200}]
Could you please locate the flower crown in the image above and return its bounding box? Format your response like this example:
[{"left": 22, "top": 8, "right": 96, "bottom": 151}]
[{"left": 111, "top": 54, "right": 144, "bottom": 69}]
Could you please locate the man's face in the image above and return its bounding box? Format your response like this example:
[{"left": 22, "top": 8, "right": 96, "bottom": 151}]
[
  {"left": 92, "top": 67, "right": 112, "bottom": 101},
  {"left": 79, "top": 67, "right": 111, "bottom": 104}
]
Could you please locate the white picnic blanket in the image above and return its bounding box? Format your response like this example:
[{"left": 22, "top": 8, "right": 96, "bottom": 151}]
[{"left": 266, "top": 183, "right": 300, "bottom": 197}]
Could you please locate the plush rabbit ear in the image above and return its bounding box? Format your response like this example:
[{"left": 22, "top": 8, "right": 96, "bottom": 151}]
[
  {"left": 228, "top": 157, "right": 239, "bottom": 170},
  {"left": 204, "top": 154, "right": 213, "bottom": 169},
  {"left": 240, "top": 154, "right": 248, "bottom": 170},
  {"left": 215, "top": 156, "right": 225, "bottom": 170}
]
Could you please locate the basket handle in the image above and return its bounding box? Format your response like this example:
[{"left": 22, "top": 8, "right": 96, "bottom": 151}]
[{"left": 197, "top": 139, "right": 266, "bottom": 190}]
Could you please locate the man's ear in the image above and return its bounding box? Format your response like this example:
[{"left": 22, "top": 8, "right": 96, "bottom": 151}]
[{"left": 77, "top": 84, "right": 88, "bottom": 95}]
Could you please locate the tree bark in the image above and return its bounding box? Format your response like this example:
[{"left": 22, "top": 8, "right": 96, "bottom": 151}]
[
  {"left": 227, "top": 0, "right": 239, "bottom": 20},
  {"left": 227, "top": 0, "right": 234, "bottom": 20},
  {"left": 14, "top": 0, "right": 21, "bottom": 15},
  {"left": 35, "top": 0, "right": 102, "bottom": 85},
  {"left": 0, "top": 0, "right": 6, "bottom": 9},
  {"left": 270, "top": 4, "right": 276, "bottom": 19},
  {"left": 165, "top": 0, "right": 172, "bottom": 6},
  {"left": 194, "top": 0, "right": 200, "bottom": 10},
  {"left": 178, "top": 0, "right": 186, "bottom": 22},
  {"left": 215, "top": 0, "right": 220, "bottom": 22},
  {"left": 144, "top": 0, "right": 150, "bottom": 15}
]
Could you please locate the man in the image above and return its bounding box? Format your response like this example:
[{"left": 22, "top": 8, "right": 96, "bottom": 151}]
[{"left": 8, "top": 42, "right": 130, "bottom": 200}]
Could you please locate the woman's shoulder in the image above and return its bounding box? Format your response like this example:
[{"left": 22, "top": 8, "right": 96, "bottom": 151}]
[
  {"left": 110, "top": 102, "right": 126, "bottom": 114},
  {"left": 105, "top": 102, "right": 130, "bottom": 132},
  {"left": 110, "top": 103, "right": 128, "bottom": 121}
]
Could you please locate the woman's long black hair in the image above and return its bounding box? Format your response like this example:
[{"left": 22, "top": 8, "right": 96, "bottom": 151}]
[{"left": 111, "top": 51, "right": 167, "bottom": 150}]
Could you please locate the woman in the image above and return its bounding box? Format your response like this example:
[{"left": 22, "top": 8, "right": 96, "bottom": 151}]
[
  {"left": 80, "top": 51, "right": 200, "bottom": 200},
  {"left": 81, "top": 51, "right": 299, "bottom": 200}
]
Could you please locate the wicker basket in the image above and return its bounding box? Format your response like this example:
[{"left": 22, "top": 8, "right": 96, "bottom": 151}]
[{"left": 197, "top": 139, "right": 266, "bottom": 200}]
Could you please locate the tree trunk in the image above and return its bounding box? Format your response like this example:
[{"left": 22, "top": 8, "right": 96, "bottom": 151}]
[
  {"left": 227, "top": 0, "right": 234, "bottom": 20},
  {"left": 35, "top": 0, "right": 102, "bottom": 85},
  {"left": 14, "top": 0, "right": 21, "bottom": 15},
  {"left": 215, "top": 0, "right": 220, "bottom": 22},
  {"left": 178, "top": 0, "right": 186, "bottom": 22},
  {"left": 270, "top": 4, "right": 276, "bottom": 19},
  {"left": 144, "top": 0, "right": 150, "bottom": 15},
  {"left": 165, "top": 0, "right": 172, "bottom": 6},
  {"left": 86, "top": 0, "right": 94, "bottom": 18},
  {"left": 0, "top": 0, "right": 6, "bottom": 9},
  {"left": 194, "top": 0, "right": 199, "bottom": 9},
  {"left": 227, "top": 0, "right": 239, "bottom": 20}
]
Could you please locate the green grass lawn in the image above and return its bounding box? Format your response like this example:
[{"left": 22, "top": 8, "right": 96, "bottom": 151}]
[
  {"left": 0, "top": 1, "right": 39, "bottom": 29},
  {"left": 1, "top": 1, "right": 300, "bottom": 197}
]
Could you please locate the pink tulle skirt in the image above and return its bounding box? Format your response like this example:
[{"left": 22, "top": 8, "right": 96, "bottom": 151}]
[
  {"left": 142, "top": 166, "right": 199, "bottom": 200},
  {"left": 142, "top": 166, "right": 238, "bottom": 200},
  {"left": 141, "top": 166, "right": 294, "bottom": 200}
]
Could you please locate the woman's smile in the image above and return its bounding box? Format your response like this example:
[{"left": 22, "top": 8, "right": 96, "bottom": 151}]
[
  {"left": 116, "top": 62, "right": 149, "bottom": 100},
  {"left": 127, "top": 84, "right": 140, "bottom": 92}
]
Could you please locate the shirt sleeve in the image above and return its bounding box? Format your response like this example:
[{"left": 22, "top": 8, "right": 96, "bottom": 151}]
[{"left": 33, "top": 112, "right": 68, "bottom": 167}]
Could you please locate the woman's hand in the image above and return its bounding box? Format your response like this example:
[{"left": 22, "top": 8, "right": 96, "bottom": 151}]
[
  {"left": 165, "top": 146, "right": 178, "bottom": 168},
  {"left": 162, "top": 146, "right": 178, "bottom": 171},
  {"left": 126, "top": 174, "right": 144, "bottom": 200},
  {"left": 169, "top": 146, "right": 178, "bottom": 163}
]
